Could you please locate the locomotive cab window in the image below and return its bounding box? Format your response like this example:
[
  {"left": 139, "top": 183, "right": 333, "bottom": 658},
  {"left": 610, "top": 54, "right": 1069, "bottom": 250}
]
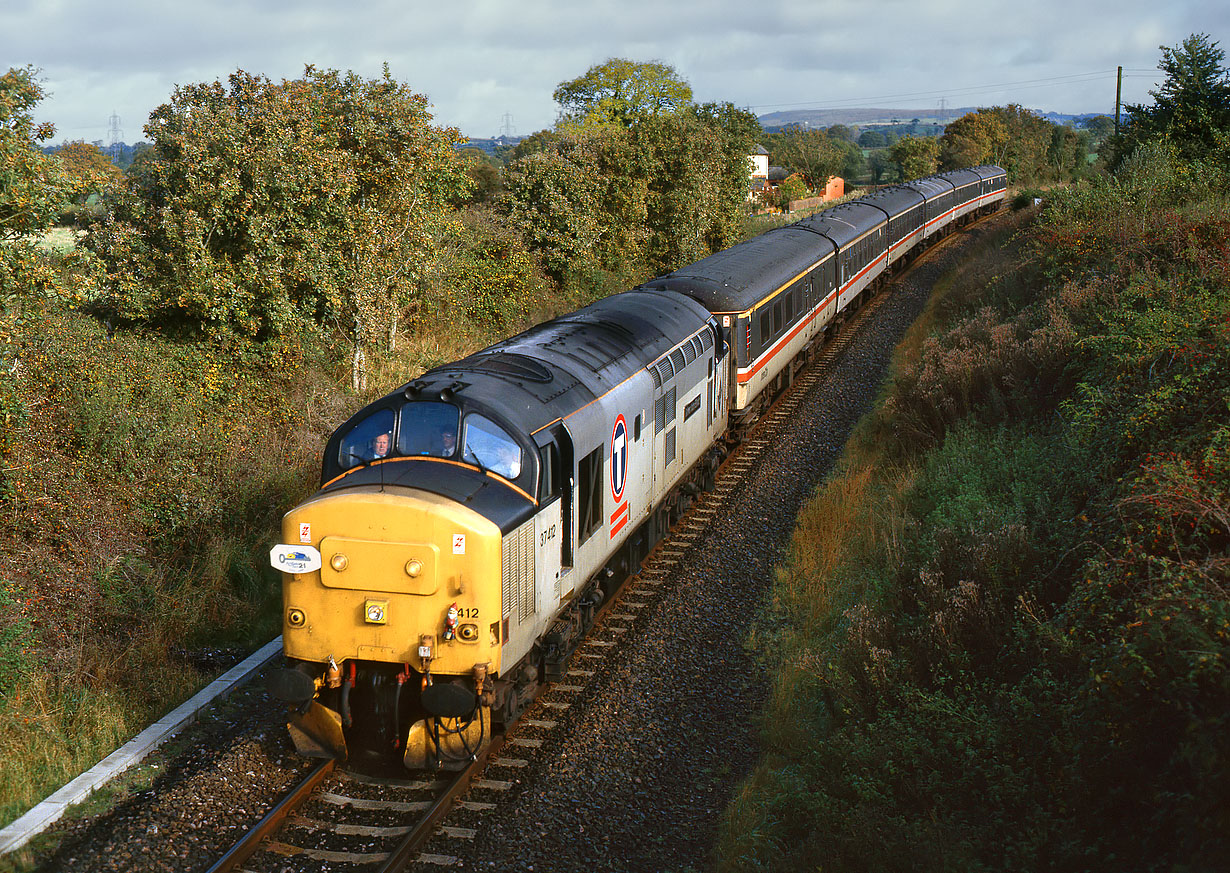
[
  {"left": 395, "top": 401, "right": 460, "bottom": 458},
  {"left": 462, "top": 413, "right": 522, "bottom": 480},
  {"left": 339, "top": 408, "right": 396, "bottom": 468},
  {"left": 537, "top": 442, "right": 559, "bottom": 502}
]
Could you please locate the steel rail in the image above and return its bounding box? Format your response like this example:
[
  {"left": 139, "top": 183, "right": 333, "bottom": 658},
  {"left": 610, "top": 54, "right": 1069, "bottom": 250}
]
[
  {"left": 204, "top": 757, "right": 336, "bottom": 873},
  {"left": 375, "top": 734, "right": 506, "bottom": 872}
]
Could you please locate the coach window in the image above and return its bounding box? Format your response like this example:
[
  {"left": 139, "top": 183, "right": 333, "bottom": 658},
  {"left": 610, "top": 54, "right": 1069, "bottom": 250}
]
[
  {"left": 396, "top": 401, "right": 459, "bottom": 458},
  {"left": 759, "top": 310, "right": 770, "bottom": 345},
  {"left": 462, "top": 413, "right": 522, "bottom": 480},
  {"left": 339, "top": 408, "right": 396, "bottom": 468},
  {"left": 773, "top": 301, "right": 782, "bottom": 334}
]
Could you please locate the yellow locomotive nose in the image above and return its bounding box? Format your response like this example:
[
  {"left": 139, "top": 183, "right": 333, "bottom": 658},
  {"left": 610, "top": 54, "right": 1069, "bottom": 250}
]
[{"left": 278, "top": 485, "right": 502, "bottom": 675}]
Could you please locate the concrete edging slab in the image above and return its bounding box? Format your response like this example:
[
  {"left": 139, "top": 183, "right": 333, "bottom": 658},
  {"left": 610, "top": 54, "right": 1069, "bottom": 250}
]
[{"left": 0, "top": 636, "right": 284, "bottom": 856}]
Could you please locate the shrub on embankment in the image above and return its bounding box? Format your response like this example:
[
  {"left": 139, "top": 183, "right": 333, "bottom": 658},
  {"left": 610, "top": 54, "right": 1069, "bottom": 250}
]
[
  {"left": 0, "top": 276, "right": 344, "bottom": 825},
  {"left": 719, "top": 144, "right": 1230, "bottom": 871}
]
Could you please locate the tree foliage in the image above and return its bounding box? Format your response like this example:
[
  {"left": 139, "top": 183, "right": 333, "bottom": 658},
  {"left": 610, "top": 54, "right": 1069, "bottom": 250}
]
[
  {"left": 53, "top": 141, "right": 123, "bottom": 204},
  {"left": 939, "top": 105, "right": 1076, "bottom": 183},
  {"left": 503, "top": 100, "right": 759, "bottom": 285},
  {"left": 891, "top": 134, "right": 940, "bottom": 180},
  {"left": 87, "top": 66, "right": 469, "bottom": 389},
  {"left": 764, "top": 127, "right": 851, "bottom": 189},
  {"left": 1121, "top": 33, "right": 1230, "bottom": 161},
  {"left": 553, "top": 58, "right": 693, "bottom": 129},
  {"left": 0, "top": 66, "right": 68, "bottom": 244}
]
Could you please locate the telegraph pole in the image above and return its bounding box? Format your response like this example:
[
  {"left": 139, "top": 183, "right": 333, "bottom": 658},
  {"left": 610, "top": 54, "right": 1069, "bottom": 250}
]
[{"left": 1114, "top": 66, "right": 1122, "bottom": 137}]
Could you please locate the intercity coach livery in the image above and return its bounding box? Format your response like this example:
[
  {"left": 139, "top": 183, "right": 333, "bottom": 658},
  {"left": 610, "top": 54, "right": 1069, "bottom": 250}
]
[{"left": 268, "top": 165, "right": 1007, "bottom": 768}]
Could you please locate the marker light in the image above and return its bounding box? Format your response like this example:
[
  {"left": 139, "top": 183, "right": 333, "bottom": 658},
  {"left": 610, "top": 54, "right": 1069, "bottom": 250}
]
[{"left": 364, "top": 599, "right": 388, "bottom": 624}]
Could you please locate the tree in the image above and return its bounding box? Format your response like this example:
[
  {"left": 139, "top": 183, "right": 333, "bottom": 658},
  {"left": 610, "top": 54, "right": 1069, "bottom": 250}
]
[
  {"left": 639, "top": 103, "right": 760, "bottom": 272},
  {"left": 502, "top": 100, "right": 759, "bottom": 285},
  {"left": 939, "top": 105, "right": 1056, "bottom": 182},
  {"left": 1080, "top": 115, "right": 1116, "bottom": 141},
  {"left": 776, "top": 174, "right": 808, "bottom": 209},
  {"left": 940, "top": 109, "right": 1009, "bottom": 169},
  {"left": 827, "top": 124, "right": 856, "bottom": 143},
  {"left": 770, "top": 127, "right": 848, "bottom": 190},
  {"left": 891, "top": 135, "right": 940, "bottom": 180},
  {"left": 1121, "top": 33, "right": 1230, "bottom": 160},
  {"left": 858, "top": 129, "right": 888, "bottom": 149},
  {"left": 455, "top": 148, "right": 503, "bottom": 205},
  {"left": 53, "top": 140, "right": 123, "bottom": 206},
  {"left": 0, "top": 66, "right": 68, "bottom": 244},
  {"left": 554, "top": 59, "right": 692, "bottom": 129},
  {"left": 89, "top": 66, "right": 469, "bottom": 390}
]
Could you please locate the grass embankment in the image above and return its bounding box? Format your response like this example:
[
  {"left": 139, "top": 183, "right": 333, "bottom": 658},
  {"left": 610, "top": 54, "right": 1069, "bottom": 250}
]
[{"left": 720, "top": 149, "right": 1229, "bottom": 871}]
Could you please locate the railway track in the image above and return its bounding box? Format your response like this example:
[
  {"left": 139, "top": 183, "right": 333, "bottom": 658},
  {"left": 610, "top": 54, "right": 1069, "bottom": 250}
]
[{"left": 206, "top": 734, "right": 504, "bottom": 872}]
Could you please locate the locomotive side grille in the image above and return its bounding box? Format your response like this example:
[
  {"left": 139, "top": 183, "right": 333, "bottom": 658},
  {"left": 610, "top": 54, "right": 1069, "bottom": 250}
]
[
  {"left": 655, "top": 395, "right": 666, "bottom": 434},
  {"left": 682, "top": 340, "right": 697, "bottom": 365},
  {"left": 669, "top": 348, "right": 686, "bottom": 373},
  {"left": 666, "top": 386, "right": 677, "bottom": 425},
  {"left": 665, "top": 427, "right": 676, "bottom": 466},
  {"left": 502, "top": 520, "right": 535, "bottom": 624}
]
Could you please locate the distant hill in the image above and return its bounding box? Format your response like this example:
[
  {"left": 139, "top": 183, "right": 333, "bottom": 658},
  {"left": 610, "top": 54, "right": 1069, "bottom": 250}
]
[{"left": 758, "top": 107, "right": 1108, "bottom": 131}]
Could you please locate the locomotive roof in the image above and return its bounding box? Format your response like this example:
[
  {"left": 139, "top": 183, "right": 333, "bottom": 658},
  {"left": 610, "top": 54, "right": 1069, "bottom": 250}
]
[
  {"left": 637, "top": 226, "right": 833, "bottom": 314},
  {"left": 389, "top": 289, "right": 712, "bottom": 436}
]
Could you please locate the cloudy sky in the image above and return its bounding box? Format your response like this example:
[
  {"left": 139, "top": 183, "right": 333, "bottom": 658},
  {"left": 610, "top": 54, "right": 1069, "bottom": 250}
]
[{"left": 5, "top": 0, "right": 1224, "bottom": 145}]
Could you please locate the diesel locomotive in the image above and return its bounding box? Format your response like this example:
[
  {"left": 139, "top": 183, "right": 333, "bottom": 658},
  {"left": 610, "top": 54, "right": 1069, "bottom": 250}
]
[{"left": 268, "top": 165, "right": 1008, "bottom": 768}]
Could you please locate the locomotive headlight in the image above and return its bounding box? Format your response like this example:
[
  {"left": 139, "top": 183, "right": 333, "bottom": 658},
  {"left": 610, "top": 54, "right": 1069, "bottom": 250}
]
[
  {"left": 364, "top": 599, "right": 388, "bottom": 624},
  {"left": 405, "top": 559, "right": 423, "bottom": 578},
  {"left": 458, "top": 623, "right": 479, "bottom": 642},
  {"left": 287, "top": 607, "right": 306, "bottom": 627},
  {"left": 330, "top": 553, "right": 348, "bottom": 572}
]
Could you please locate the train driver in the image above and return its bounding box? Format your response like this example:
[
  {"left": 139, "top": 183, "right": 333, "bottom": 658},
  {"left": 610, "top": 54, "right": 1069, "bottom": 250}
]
[{"left": 371, "top": 432, "right": 391, "bottom": 459}]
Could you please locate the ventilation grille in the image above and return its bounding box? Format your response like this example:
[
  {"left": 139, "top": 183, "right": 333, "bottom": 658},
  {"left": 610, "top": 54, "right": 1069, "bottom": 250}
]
[
  {"left": 502, "top": 520, "right": 535, "bottom": 623},
  {"left": 665, "top": 428, "right": 676, "bottom": 466}
]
